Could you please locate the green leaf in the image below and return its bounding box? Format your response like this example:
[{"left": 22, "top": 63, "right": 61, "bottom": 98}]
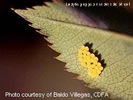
[{"left": 13, "top": 1, "right": 133, "bottom": 100}]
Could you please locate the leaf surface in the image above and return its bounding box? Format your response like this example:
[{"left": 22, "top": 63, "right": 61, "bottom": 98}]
[{"left": 14, "top": 2, "right": 133, "bottom": 100}]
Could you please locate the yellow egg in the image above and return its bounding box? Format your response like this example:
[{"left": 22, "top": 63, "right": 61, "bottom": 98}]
[{"left": 78, "top": 46, "right": 103, "bottom": 78}]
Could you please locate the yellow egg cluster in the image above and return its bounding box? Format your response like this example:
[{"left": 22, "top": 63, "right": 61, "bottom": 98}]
[{"left": 78, "top": 46, "right": 103, "bottom": 78}]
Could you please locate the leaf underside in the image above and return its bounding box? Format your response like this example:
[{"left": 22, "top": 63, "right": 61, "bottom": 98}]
[{"left": 14, "top": 1, "right": 133, "bottom": 100}]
